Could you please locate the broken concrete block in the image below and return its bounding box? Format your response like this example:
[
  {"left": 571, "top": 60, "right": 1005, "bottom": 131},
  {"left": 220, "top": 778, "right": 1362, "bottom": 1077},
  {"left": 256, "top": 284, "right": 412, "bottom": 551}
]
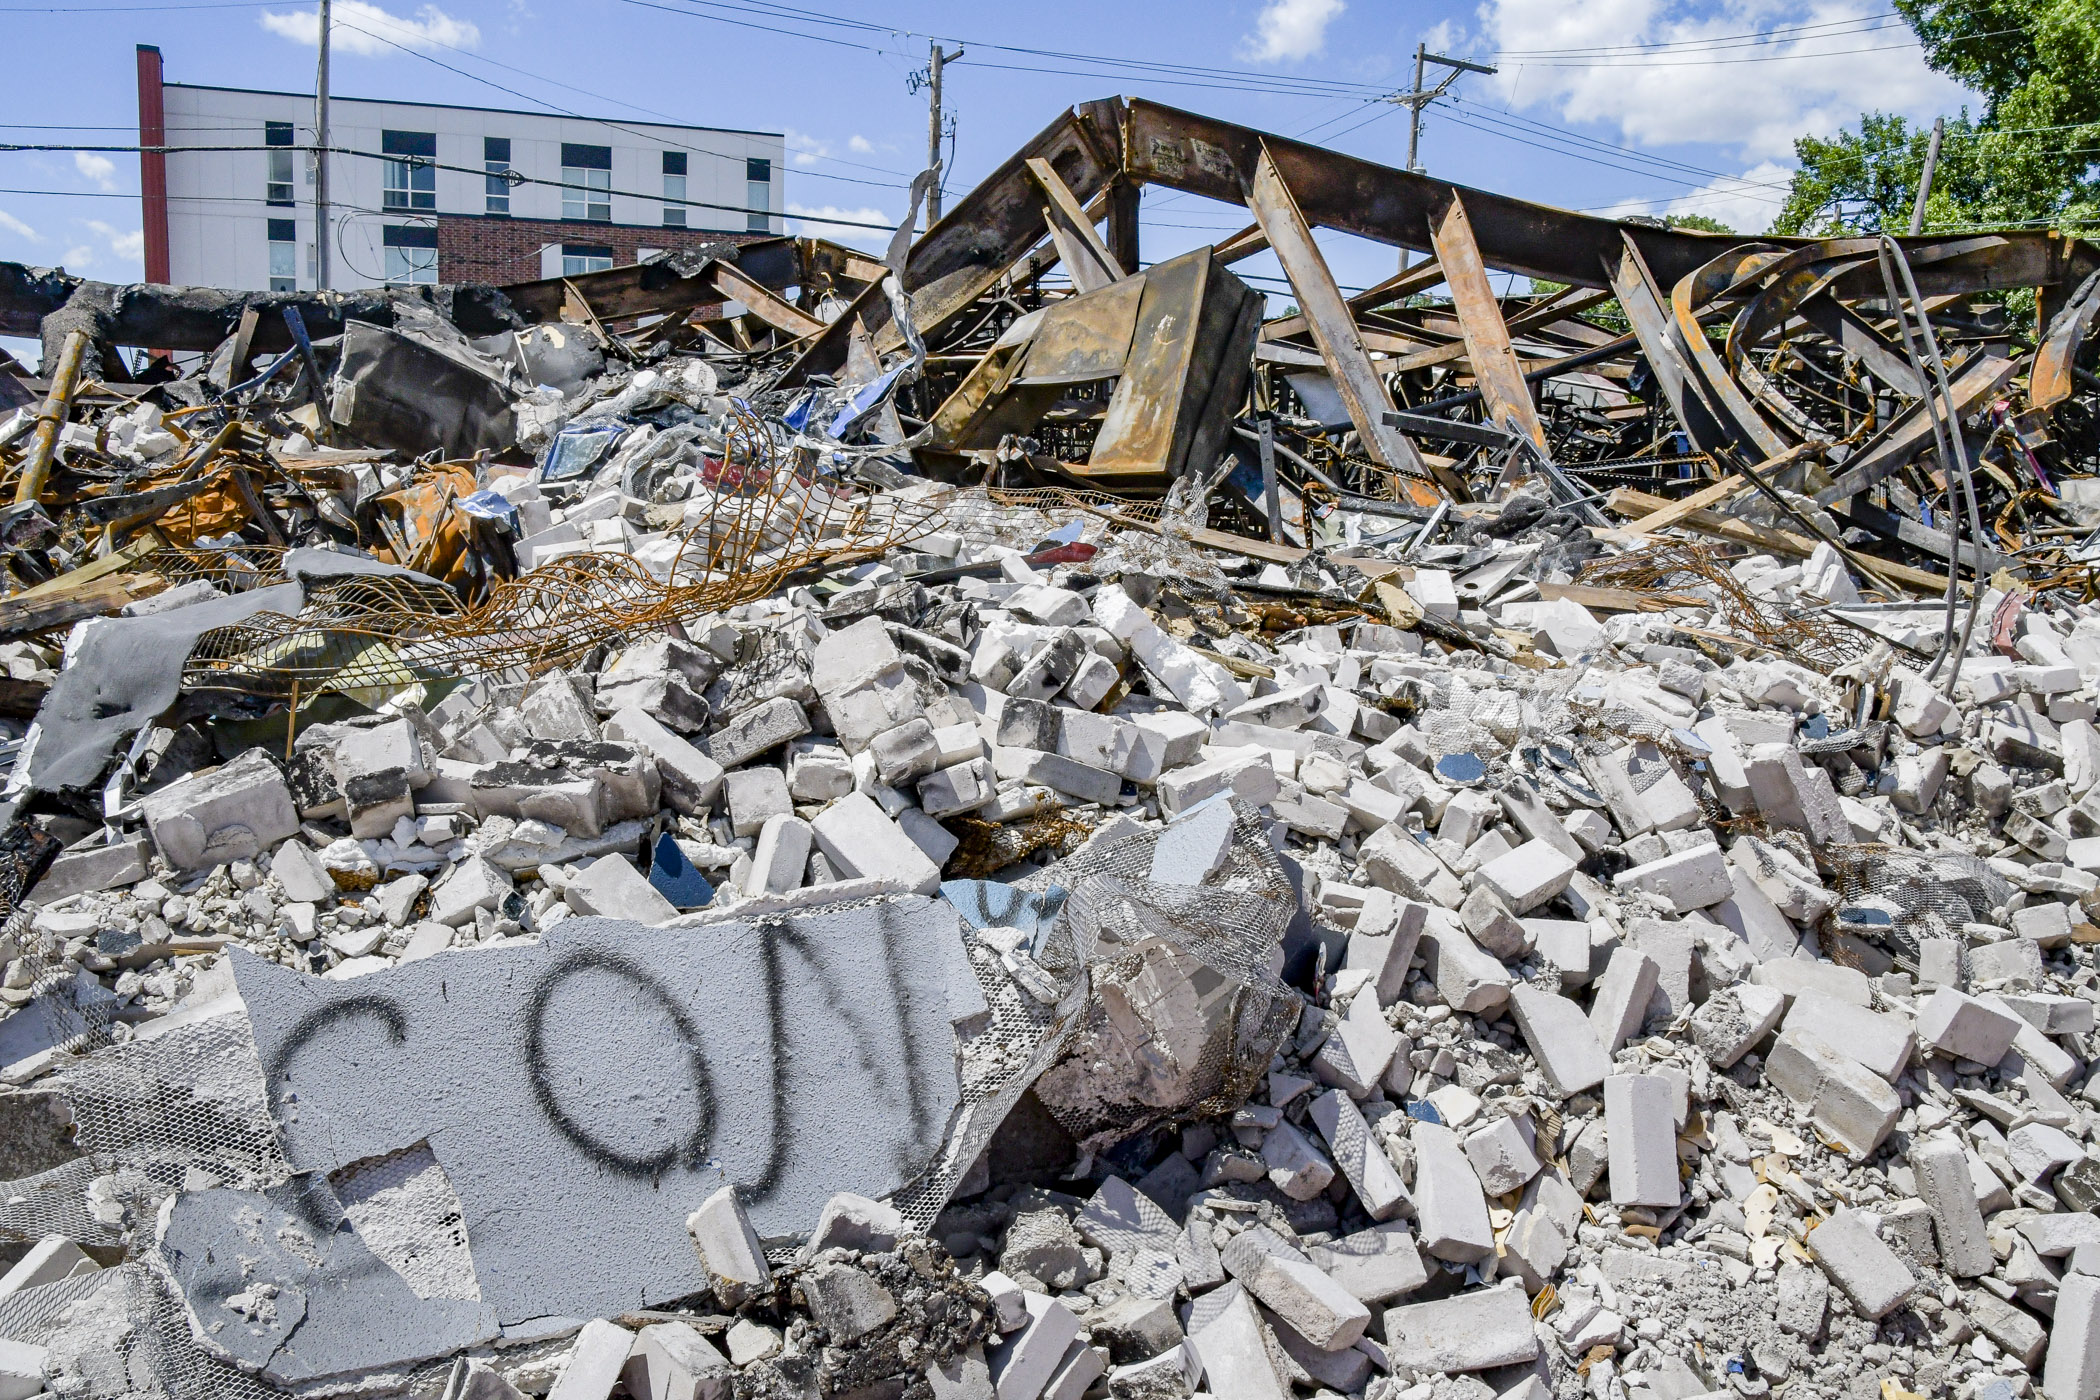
[
  {"left": 1383, "top": 1284, "right": 1540, "bottom": 1372},
  {"left": 2048, "top": 1275, "right": 2100, "bottom": 1400},
  {"left": 0, "top": 1236, "right": 91, "bottom": 1300},
  {"left": 1473, "top": 839, "right": 1577, "bottom": 914},
  {"left": 991, "top": 1293, "right": 1084, "bottom": 1400},
  {"left": 812, "top": 616, "right": 904, "bottom": 698},
  {"left": 29, "top": 835, "right": 151, "bottom": 903},
  {"left": 140, "top": 748, "right": 301, "bottom": 870},
  {"left": 1809, "top": 1208, "right": 1914, "bottom": 1319},
  {"left": 1686, "top": 982, "right": 1785, "bottom": 1068},
  {"left": 1243, "top": 1252, "right": 1369, "bottom": 1351},
  {"left": 1613, "top": 842, "right": 1731, "bottom": 912},
  {"left": 1780, "top": 992, "right": 1914, "bottom": 1082},
  {"left": 810, "top": 792, "right": 941, "bottom": 894},
  {"left": 687, "top": 1185, "right": 771, "bottom": 1304},
  {"left": 1186, "top": 1285, "right": 1286, "bottom": 1400},
  {"left": 565, "top": 854, "right": 678, "bottom": 925},
  {"left": 803, "top": 1263, "right": 897, "bottom": 1342},
  {"left": 1508, "top": 983, "right": 1607, "bottom": 1095},
  {"left": 429, "top": 855, "right": 513, "bottom": 927},
  {"left": 703, "top": 696, "right": 810, "bottom": 768},
  {"left": 744, "top": 814, "right": 813, "bottom": 897},
  {"left": 548, "top": 1320, "right": 638, "bottom": 1400},
  {"left": 1745, "top": 742, "right": 1849, "bottom": 845},
  {"left": 1764, "top": 1029, "right": 1901, "bottom": 1156},
  {"left": 604, "top": 706, "right": 726, "bottom": 814},
  {"left": 1312, "top": 995, "right": 1399, "bottom": 1098},
  {"left": 1464, "top": 1113, "right": 1541, "bottom": 1196},
  {"left": 808, "top": 1192, "right": 906, "bottom": 1255},
  {"left": 1262, "top": 1121, "right": 1336, "bottom": 1201},
  {"left": 1307, "top": 1222, "right": 1427, "bottom": 1305},
  {"left": 623, "top": 1321, "right": 732, "bottom": 1400},
  {"left": 1916, "top": 987, "right": 2023, "bottom": 1064},
  {"left": 919, "top": 757, "right": 995, "bottom": 818},
  {"left": 1361, "top": 825, "right": 1464, "bottom": 907},
  {"left": 1412, "top": 1122, "right": 1493, "bottom": 1263},
  {"left": 1310, "top": 1088, "right": 1408, "bottom": 1221},
  {"left": 1150, "top": 800, "right": 1237, "bottom": 886},
  {"left": 1426, "top": 923, "right": 1512, "bottom": 1015},
  {"left": 1589, "top": 946, "right": 1660, "bottom": 1052},
  {"left": 1605, "top": 1074, "right": 1678, "bottom": 1209}
]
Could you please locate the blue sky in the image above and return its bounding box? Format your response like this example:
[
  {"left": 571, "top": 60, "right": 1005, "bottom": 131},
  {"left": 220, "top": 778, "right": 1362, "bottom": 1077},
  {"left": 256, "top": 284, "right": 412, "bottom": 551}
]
[{"left": 0, "top": 0, "right": 1971, "bottom": 312}]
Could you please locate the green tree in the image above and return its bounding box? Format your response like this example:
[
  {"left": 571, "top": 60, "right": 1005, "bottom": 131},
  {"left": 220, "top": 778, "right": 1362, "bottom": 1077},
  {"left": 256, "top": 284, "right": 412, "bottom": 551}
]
[{"left": 1774, "top": 0, "right": 2100, "bottom": 238}]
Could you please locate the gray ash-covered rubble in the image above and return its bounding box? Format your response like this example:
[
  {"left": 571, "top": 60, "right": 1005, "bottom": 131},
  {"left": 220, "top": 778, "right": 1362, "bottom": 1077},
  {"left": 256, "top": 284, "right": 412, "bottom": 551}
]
[{"left": 11, "top": 94, "right": 2100, "bottom": 1400}]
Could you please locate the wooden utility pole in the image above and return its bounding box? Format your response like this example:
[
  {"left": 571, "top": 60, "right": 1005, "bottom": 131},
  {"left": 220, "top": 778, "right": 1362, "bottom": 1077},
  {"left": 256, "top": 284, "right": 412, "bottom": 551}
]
[
  {"left": 1395, "top": 46, "right": 1495, "bottom": 269},
  {"left": 924, "top": 41, "right": 963, "bottom": 229},
  {"left": 1909, "top": 116, "right": 1944, "bottom": 237},
  {"left": 314, "top": 0, "right": 331, "bottom": 290}
]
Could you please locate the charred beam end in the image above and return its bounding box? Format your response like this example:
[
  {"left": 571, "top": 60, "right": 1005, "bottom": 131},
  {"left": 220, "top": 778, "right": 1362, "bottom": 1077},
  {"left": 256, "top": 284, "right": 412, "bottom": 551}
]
[{"left": 9, "top": 268, "right": 527, "bottom": 362}]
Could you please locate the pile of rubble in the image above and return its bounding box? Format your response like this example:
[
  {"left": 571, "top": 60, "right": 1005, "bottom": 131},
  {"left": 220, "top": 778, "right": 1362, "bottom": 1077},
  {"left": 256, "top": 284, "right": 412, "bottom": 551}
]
[{"left": 1, "top": 95, "right": 2100, "bottom": 1400}]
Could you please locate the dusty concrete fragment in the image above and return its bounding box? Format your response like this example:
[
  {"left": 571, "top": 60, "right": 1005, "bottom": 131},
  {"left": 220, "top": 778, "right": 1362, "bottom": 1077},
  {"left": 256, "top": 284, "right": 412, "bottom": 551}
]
[
  {"left": 1809, "top": 1208, "right": 1914, "bottom": 1318},
  {"left": 225, "top": 896, "right": 968, "bottom": 1326},
  {"left": 1383, "top": 1285, "right": 1540, "bottom": 1372},
  {"left": 1507, "top": 983, "right": 1607, "bottom": 1094}
]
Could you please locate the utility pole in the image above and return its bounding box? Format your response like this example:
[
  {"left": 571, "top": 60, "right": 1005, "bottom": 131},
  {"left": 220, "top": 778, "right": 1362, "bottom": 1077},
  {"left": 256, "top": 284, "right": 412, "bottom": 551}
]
[
  {"left": 1392, "top": 46, "right": 1495, "bottom": 270},
  {"left": 313, "top": 0, "right": 331, "bottom": 290},
  {"left": 1908, "top": 115, "right": 1944, "bottom": 237},
  {"left": 923, "top": 41, "right": 963, "bottom": 230}
]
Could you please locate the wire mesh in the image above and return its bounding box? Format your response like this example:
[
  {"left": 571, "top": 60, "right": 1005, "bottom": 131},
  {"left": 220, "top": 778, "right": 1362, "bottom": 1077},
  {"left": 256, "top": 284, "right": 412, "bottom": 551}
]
[{"left": 1576, "top": 541, "right": 1866, "bottom": 669}]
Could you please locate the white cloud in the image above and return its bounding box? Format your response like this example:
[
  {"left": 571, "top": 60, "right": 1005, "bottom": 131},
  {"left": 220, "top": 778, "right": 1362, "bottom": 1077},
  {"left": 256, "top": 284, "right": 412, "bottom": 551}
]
[
  {"left": 73, "top": 153, "right": 116, "bottom": 192},
  {"left": 848, "top": 135, "right": 874, "bottom": 154},
  {"left": 60, "top": 244, "right": 93, "bottom": 270},
  {"left": 1477, "top": 0, "right": 1965, "bottom": 161},
  {"left": 261, "top": 0, "right": 479, "bottom": 56},
  {"left": 787, "top": 202, "right": 893, "bottom": 232},
  {"left": 784, "top": 128, "right": 830, "bottom": 168},
  {"left": 0, "top": 210, "right": 38, "bottom": 242},
  {"left": 1646, "top": 159, "right": 1797, "bottom": 234},
  {"left": 86, "top": 220, "right": 146, "bottom": 261},
  {"left": 1241, "top": 0, "right": 1345, "bottom": 63}
]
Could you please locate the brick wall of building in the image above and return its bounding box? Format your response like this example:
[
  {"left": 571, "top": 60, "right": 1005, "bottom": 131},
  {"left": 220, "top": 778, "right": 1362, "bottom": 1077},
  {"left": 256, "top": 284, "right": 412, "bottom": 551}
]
[{"left": 433, "top": 215, "right": 774, "bottom": 285}]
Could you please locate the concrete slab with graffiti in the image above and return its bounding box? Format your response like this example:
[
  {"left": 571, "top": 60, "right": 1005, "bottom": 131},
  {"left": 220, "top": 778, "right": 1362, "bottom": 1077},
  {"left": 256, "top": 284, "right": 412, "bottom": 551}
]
[{"left": 198, "top": 897, "right": 972, "bottom": 1343}]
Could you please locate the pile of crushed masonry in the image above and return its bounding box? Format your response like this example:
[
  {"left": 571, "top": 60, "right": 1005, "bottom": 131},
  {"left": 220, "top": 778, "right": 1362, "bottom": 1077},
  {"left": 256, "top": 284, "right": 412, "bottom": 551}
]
[{"left": 3, "top": 96, "right": 2100, "bottom": 1400}]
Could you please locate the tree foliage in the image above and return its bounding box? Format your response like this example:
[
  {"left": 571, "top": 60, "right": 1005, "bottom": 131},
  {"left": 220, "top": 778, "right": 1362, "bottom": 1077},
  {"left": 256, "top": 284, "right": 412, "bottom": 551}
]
[{"left": 1773, "top": 0, "right": 2100, "bottom": 237}]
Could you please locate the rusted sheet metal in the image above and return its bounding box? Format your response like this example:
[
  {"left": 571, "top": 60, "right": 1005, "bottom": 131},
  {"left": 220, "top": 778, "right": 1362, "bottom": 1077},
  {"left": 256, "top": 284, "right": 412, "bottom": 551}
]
[
  {"left": 1795, "top": 292, "right": 1926, "bottom": 398},
  {"left": 784, "top": 99, "right": 1127, "bottom": 385},
  {"left": 707, "top": 261, "right": 825, "bottom": 340},
  {"left": 1427, "top": 191, "right": 1547, "bottom": 451},
  {"left": 1245, "top": 142, "right": 1452, "bottom": 495},
  {"left": 2032, "top": 268, "right": 2100, "bottom": 409},
  {"left": 1669, "top": 248, "right": 1793, "bottom": 459},
  {"left": 1087, "top": 249, "right": 1260, "bottom": 481},
  {"left": 1607, "top": 237, "right": 1733, "bottom": 454},
  {"left": 497, "top": 238, "right": 804, "bottom": 325},
  {"left": 925, "top": 248, "right": 1258, "bottom": 485},
  {"left": 1027, "top": 157, "right": 1124, "bottom": 294}
]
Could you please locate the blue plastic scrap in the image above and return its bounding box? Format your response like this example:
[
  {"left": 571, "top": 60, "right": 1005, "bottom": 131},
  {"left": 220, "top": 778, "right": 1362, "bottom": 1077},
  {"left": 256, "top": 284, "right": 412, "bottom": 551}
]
[
  {"left": 541, "top": 422, "right": 623, "bottom": 482},
  {"left": 827, "top": 365, "right": 908, "bottom": 439},
  {"left": 647, "top": 830, "right": 714, "bottom": 909}
]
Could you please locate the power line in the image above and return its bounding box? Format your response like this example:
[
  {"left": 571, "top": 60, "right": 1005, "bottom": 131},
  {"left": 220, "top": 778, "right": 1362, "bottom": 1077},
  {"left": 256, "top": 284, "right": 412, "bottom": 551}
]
[
  {"left": 1493, "top": 13, "right": 1907, "bottom": 57},
  {"left": 0, "top": 140, "right": 904, "bottom": 230}
]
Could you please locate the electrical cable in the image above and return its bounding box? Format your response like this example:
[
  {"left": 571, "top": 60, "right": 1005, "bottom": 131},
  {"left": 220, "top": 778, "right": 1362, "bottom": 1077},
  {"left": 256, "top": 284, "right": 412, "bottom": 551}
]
[{"left": 0, "top": 140, "right": 901, "bottom": 230}]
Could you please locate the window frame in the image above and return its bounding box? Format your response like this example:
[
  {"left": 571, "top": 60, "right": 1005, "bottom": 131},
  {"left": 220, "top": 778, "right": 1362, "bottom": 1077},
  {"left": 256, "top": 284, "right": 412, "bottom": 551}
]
[
  {"left": 561, "top": 242, "right": 615, "bottom": 276},
  {"left": 381, "top": 130, "right": 437, "bottom": 212},
  {"left": 266, "top": 217, "right": 297, "bottom": 292},
  {"left": 483, "top": 136, "right": 511, "bottom": 217},
  {"left": 382, "top": 223, "right": 439, "bottom": 286},
  {"left": 265, "top": 121, "right": 295, "bottom": 208}
]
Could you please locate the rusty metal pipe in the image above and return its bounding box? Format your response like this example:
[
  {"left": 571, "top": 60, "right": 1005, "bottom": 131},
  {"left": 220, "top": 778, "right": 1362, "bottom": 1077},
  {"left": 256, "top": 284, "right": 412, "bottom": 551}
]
[{"left": 13, "top": 328, "right": 90, "bottom": 505}]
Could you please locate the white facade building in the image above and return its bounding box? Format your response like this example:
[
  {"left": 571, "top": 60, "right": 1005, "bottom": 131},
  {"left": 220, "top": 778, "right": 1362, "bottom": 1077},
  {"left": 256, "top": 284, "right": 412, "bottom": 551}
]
[{"left": 136, "top": 44, "right": 785, "bottom": 292}]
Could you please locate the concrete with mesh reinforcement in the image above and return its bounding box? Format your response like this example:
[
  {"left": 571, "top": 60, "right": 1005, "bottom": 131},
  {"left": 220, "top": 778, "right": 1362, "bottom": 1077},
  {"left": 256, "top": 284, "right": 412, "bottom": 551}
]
[{"left": 220, "top": 897, "right": 973, "bottom": 1327}]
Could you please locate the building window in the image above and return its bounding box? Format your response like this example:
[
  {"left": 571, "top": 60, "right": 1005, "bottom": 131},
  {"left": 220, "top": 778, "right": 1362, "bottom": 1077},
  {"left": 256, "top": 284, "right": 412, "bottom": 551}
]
[
  {"left": 382, "top": 130, "right": 436, "bottom": 211},
  {"left": 484, "top": 136, "right": 511, "bottom": 217},
  {"left": 561, "top": 143, "right": 611, "bottom": 222},
  {"left": 662, "top": 150, "right": 687, "bottom": 228},
  {"left": 265, "top": 122, "right": 295, "bottom": 207},
  {"left": 561, "top": 243, "right": 614, "bottom": 276},
  {"left": 383, "top": 224, "right": 439, "bottom": 285},
  {"left": 746, "top": 156, "right": 771, "bottom": 232},
  {"left": 267, "top": 218, "right": 297, "bottom": 292}
]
